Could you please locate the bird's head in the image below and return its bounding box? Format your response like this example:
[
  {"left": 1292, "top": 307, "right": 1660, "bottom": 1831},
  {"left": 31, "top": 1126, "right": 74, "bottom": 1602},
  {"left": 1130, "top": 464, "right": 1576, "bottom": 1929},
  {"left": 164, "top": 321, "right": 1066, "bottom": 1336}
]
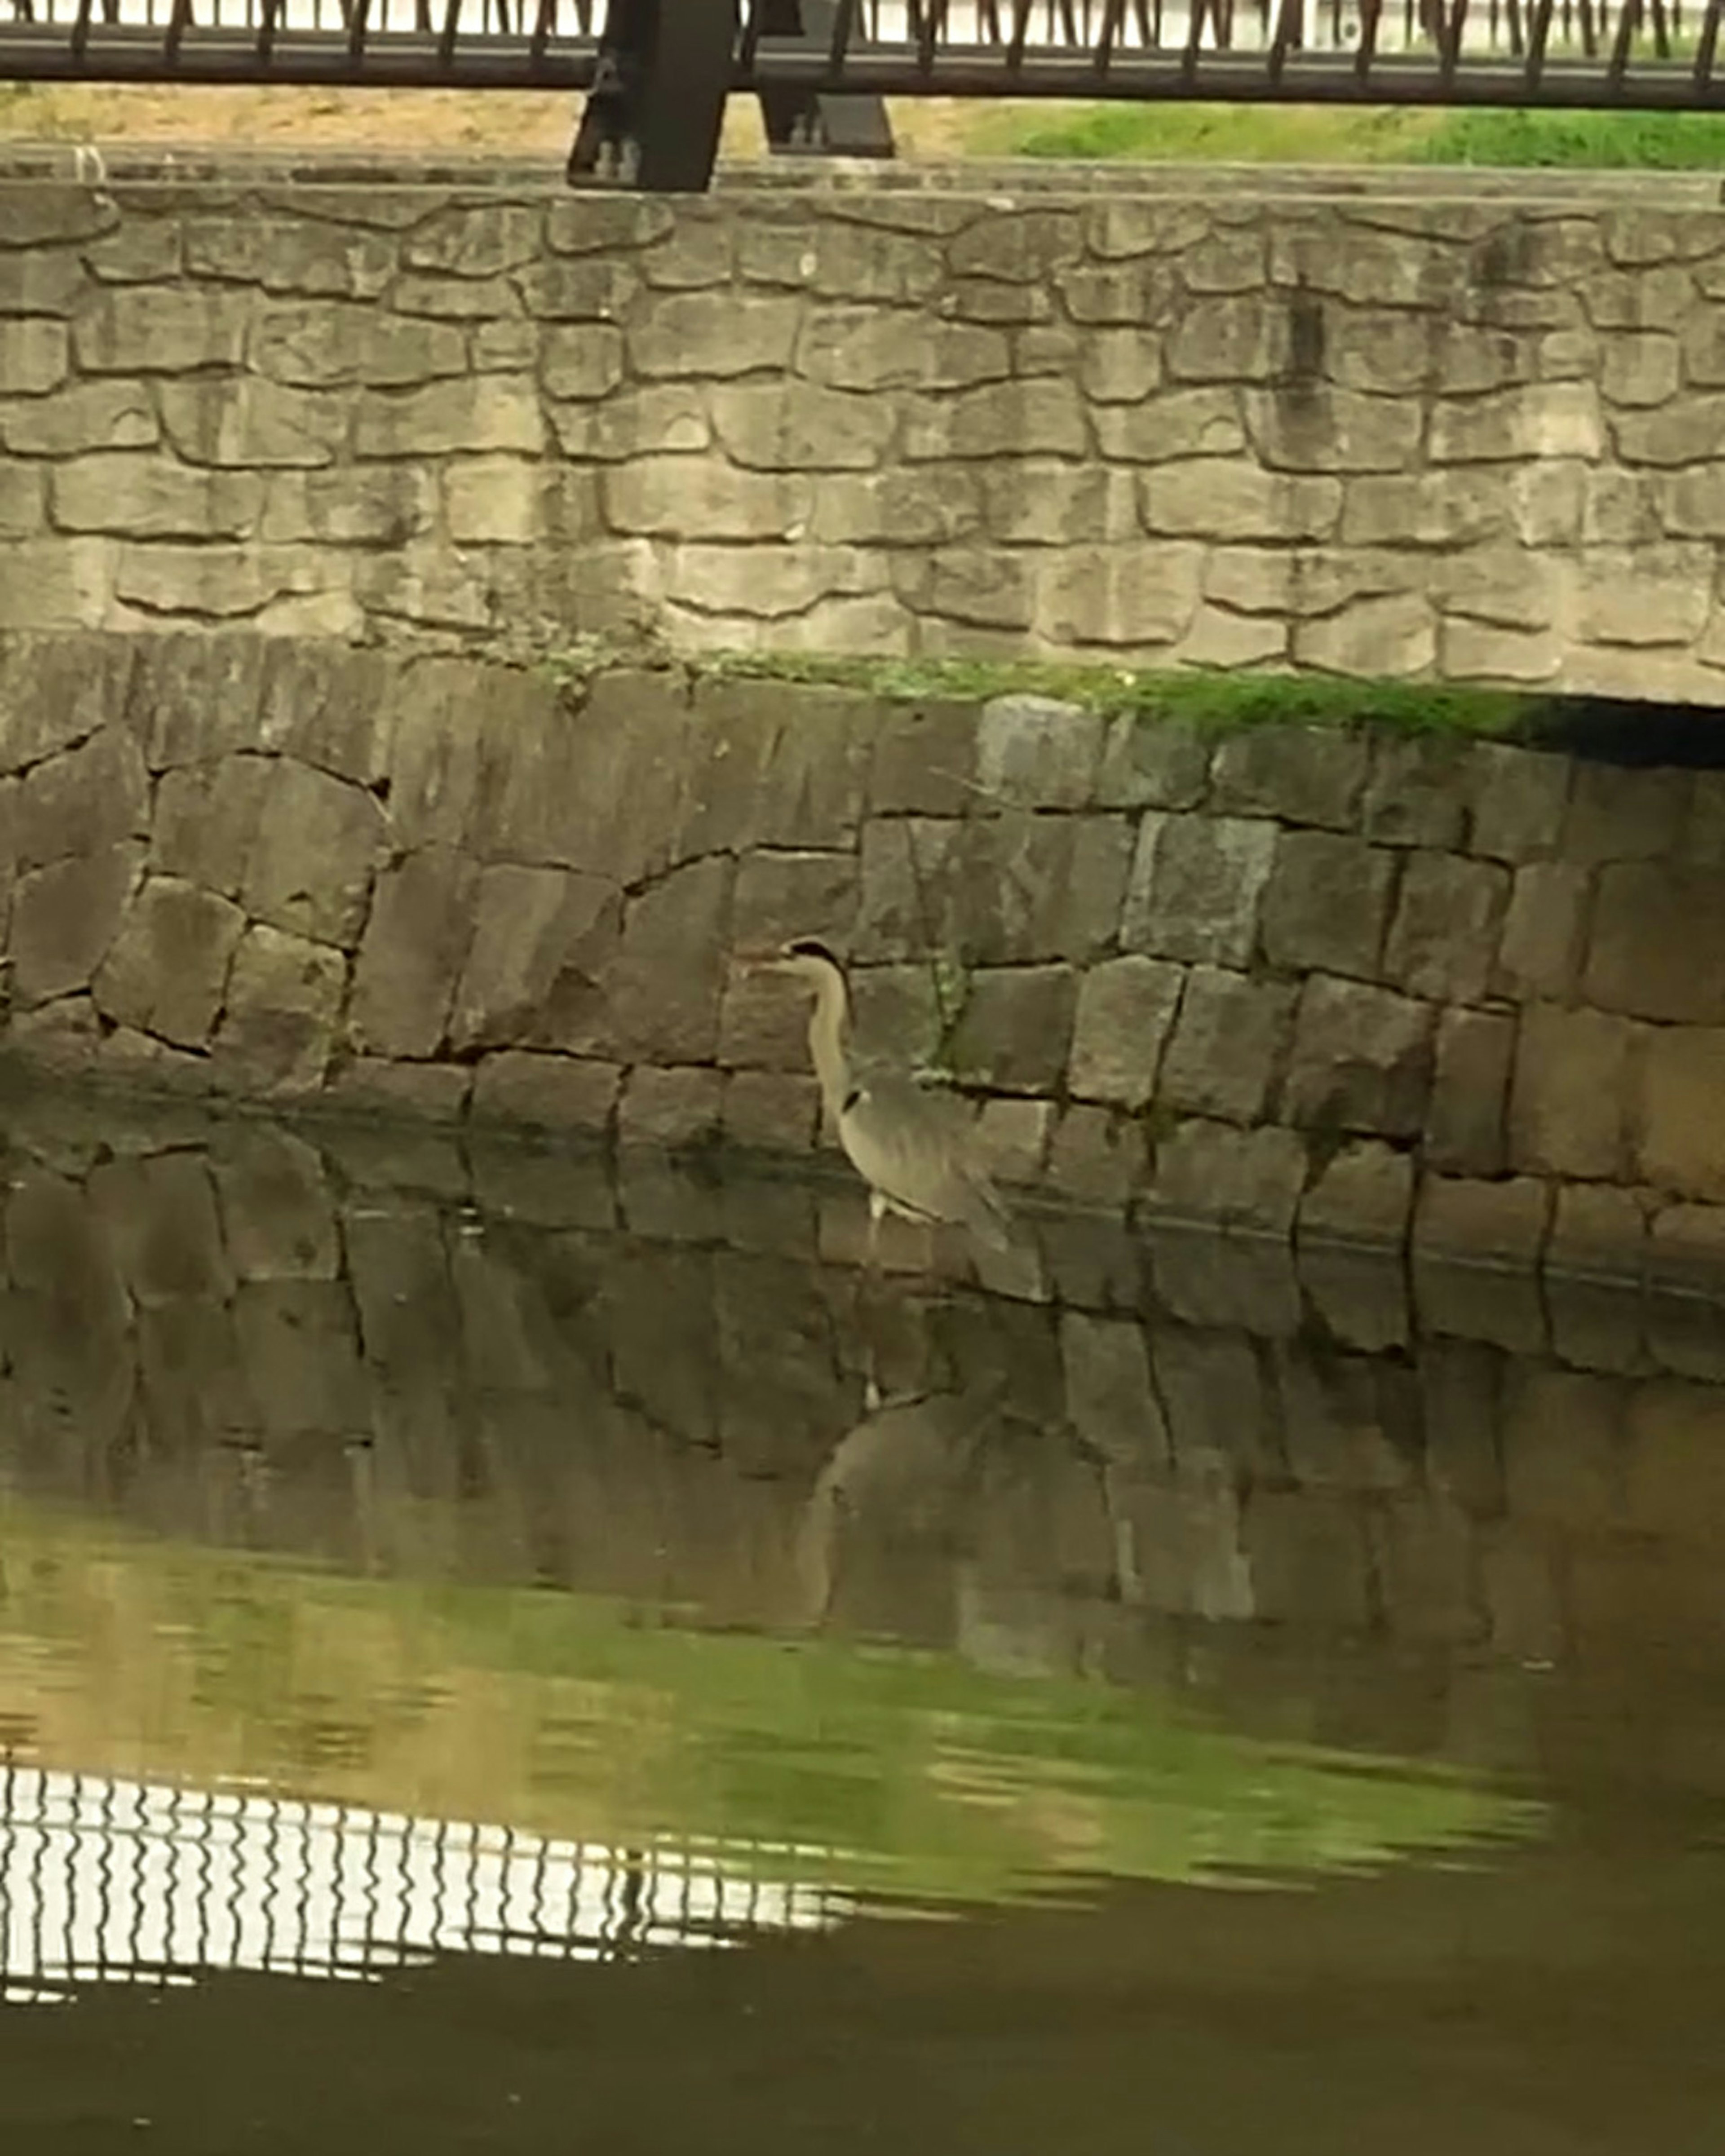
[{"left": 765, "top": 937, "right": 849, "bottom": 992}]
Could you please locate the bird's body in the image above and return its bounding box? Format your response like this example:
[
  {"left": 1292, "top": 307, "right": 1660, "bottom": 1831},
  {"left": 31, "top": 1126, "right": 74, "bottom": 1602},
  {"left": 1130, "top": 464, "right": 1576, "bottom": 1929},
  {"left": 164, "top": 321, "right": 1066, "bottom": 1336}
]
[{"left": 773, "top": 939, "right": 1013, "bottom": 1255}]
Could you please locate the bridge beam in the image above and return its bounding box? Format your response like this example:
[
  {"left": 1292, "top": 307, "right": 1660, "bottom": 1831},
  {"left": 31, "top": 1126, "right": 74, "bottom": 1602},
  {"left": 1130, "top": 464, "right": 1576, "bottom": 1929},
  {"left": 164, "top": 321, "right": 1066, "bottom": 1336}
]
[
  {"left": 567, "top": 0, "right": 739, "bottom": 194},
  {"left": 756, "top": 0, "right": 895, "bottom": 160}
]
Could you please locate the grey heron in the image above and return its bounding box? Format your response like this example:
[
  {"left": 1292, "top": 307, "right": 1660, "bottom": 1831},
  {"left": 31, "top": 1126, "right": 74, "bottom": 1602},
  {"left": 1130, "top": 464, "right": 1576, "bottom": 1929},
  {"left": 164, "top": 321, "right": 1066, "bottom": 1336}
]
[{"left": 766, "top": 937, "right": 1013, "bottom": 1258}]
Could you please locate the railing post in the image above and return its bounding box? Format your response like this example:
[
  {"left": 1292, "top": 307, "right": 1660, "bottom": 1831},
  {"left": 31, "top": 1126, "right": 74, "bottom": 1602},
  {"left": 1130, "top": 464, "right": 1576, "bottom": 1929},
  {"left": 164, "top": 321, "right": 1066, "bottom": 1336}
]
[
  {"left": 567, "top": 0, "right": 740, "bottom": 192},
  {"left": 756, "top": 0, "right": 896, "bottom": 157}
]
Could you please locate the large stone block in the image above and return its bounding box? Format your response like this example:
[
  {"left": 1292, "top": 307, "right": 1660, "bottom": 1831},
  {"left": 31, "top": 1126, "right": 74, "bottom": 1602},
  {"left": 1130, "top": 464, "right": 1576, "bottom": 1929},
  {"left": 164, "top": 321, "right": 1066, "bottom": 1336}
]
[
  {"left": 351, "top": 844, "right": 479, "bottom": 1060},
  {"left": 1094, "top": 713, "right": 1210, "bottom": 811},
  {"left": 1360, "top": 733, "right": 1471, "bottom": 850},
  {"left": 471, "top": 1050, "right": 620, "bottom": 1130},
  {"left": 157, "top": 376, "right": 349, "bottom": 468},
  {"left": 628, "top": 292, "right": 799, "bottom": 377},
  {"left": 352, "top": 376, "right": 544, "bottom": 458},
  {"left": 1413, "top": 1173, "right": 1550, "bottom": 1271},
  {"left": 10, "top": 840, "right": 142, "bottom": 1007},
  {"left": 603, "top": 454, "right": 809, "bottom": 541},
  {"left": 1208, "top": 724, "right": 1367, "bottom": 830},
  {"left": 681, "top": 676, "right": 876, "bottom": 855},
  {"left": 948, "top": 964, "right": 1078, "bottom": 1092},
  {"left": 252, "top": 300, "right": 469, "bottom": 389},
  {"left": 73, "top": 285, "right": 251, "bottom": 373},
  {"left": 1297, "top": 1139, "right": 1414, "bottom": 1251},
  {"left": 214, "top": 923, "right": 346, "bottom": 1095},
  {"left": 212, "top": 1125, "right": 340, "bottom": 1281},
  {"left": 1494, "top": 862, "right": 1589, "bottom": 1002},
  {"left": 234, "top": 1280, "right": 369, "bottom": 1435},
  {"left": 1068, "top": 955, "right": 1184, "bottom": 1109},
  {"left": 1283, "top": 975, "right": 1434, "bottom": 1138},
  {"left": 151, "top": 755, "right": 270, "bottom": 898},
  {"left": 604, "top": 855, "right": 732, "bottom": 1064},
  {"left": 1260, "top": 829, "right": 1395, "bottom": 978},
  {"left": 901, "top": 379, "right": 1088, "bottom": 460},
  {"left": 17, "top": 725, "right": 149, "bottom": 870},
  {"left": 54, "top": 451, "right": 263, "bottom": 542},
  {"left": 1428, "top": 382, "right": 1603, "bottom": 463},
  {"left": 93, "top": 875, "right": 244, "bottom": 1050},
  {"left": 1426, "top": 1006, "right": 1514, "bottom": 1177},
  {"left": 1120, "top": 811, "right": 1278, "bottom": 967},
  {"left": 708, "top": 380, "right": 896, "bottom": 471},
  {"left": 241, "top": 760, "right": 387, "bottom": 951},
  {"left": 0, "top": 316, "right": 68, "bottom": 393},
  {"left": 731, "top": 849, "right": 857, "bottom": 955},
  {"left": 451, "top": 861, "right": 619, "bottom": 1052},
  {"left": 619, "top": 1066, "right": 725, "bottom": 1149},
  {"left": 975, "top": 695, "right": 1104, "bottom": 808},
  {"left": 1508, "top": 1003, "right": 1637, "bottom": 1179},
  {"left": 1143, "top": 1118, "right": 1309, "bottom": 1237},
  {"left": 855, "top": 811, "right": 1130, "bottom": 967},
  {"left": 1045, "top": 1102, "right": 1148, "bottom": 1207},
  {"left": 1158, "top": 965, "right": 1295, "bottom": 1124},
  {"left": 1030, "top": 543, "right": 1202, "bottom": 649},
  {"left": 1468, "top": 741, "right": 1572, "bottom": 861},
  {"left": 88, "top": 1149, "right": 233, "bottom": 1308},
  {"left": 1637, "top": 1025, "right": 1725, "bottom": 1201},
  {"left": 1060, "top": 1311, "right": 1169, "bottom": 1474},
  {"left": 1563, "top": 762, "right": 1690, "bottom": 867},
  {"left": 1383, "top": 850, "right": 1508, "bottom": 1003},
  {"left": 1140, "top": 460, "right": 1341, "bottom": 541},
  {"left": 1586, "top": 862, "right": 1725, "bottom": 1023},
  {"left": 1244, "top": 385, "right": 1424, "bottom": 473}
]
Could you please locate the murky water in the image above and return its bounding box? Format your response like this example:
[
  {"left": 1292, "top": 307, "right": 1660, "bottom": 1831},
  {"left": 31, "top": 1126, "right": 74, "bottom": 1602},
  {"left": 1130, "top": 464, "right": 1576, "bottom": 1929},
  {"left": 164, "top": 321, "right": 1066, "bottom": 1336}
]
[{"left": 1, "top": 1092, "right": 1723, "bottom": 2152}]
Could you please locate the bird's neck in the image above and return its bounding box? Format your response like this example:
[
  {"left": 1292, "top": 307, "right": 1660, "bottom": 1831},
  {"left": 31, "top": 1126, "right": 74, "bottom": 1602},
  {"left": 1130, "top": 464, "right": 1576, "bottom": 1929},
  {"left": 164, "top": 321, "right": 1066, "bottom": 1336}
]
[{"left": 806, "top": 963, "right": 853, "bottom": 1118}]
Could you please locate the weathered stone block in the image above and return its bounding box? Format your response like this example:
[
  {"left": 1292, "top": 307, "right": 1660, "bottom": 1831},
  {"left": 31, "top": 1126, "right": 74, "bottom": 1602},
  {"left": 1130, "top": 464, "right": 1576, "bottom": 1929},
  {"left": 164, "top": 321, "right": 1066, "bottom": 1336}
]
[
  {"left": 603, "top": 453, "right": 809, "bottom": 540},
  {"left": 708, "top": 379, "right": 895, "bottom": 471},
  {"left": 88, "top": 1150, "right": 232, "bottom": 1308},
  {"left": 971, "top": 1095, "right": 1053, "bottom": 1187},
  {"left": 1494, "top": 862, "right": 1589, "bottom": 1003},
  {"left": 1046, "top": 1103, "right": 1147, "bottom": 1208},
  {"left": 1647, "top": 1202, "right": 1725, "bottom": 1296},
  {"left": 1548, "top": 1182, "right": 1650, "bottom": 1286},
  {"left": 214, "top": 923, "right": 345, "bottom": 1095},
  {"left": 949, "top": 965, "right": 1078, "bottom": 1092},
  {"left": 0, "top": 316, "right": 68, "bottom": 394},
  {"left": 1564, "top": 764, "right": 1691, "bottom": 866},
  {"left": 1030, "top": 542, "right": 1202, "bottom": 649},
  {"left": 1586, "top": 863, "right": 1725, "bottom": 1023},
  {"left": 353, "top": 375, "right": 544, "bottom": 459},
  {"left": 801, "top": 309, "right": 1009, "bottom": 393},
  {"left": 1293, "top": 592, "right": 1436, "bottom": 678},
  {"left": 17, "top": 725, "right": 149, "bottom": 870},
  {"left": 351, "top": 844, "right": 478, "bottom": 1060},
  {"left": 93, "top": 875, "right": 244, "bottom": 1050},
  {"left": 1427, "top": 1006, "right": 1514, "bottom": 1177},
  {"left": 1121, "top": 812, "right": 1277, "bottom": 967},
  {"left": 1140, "top": 460, "right": 1341, "bottom": 541},
  {"left": 1298, "top": 1139, "right": 1413, "bottom": 1251},
  {"left": 1509, "top": 1003, "right": 1636, "bottom": 1178},
  {"left": 1060, "top": 1311, "right": 1168, "bottom": 1473},
  {"left": 976, "top": 695, "right": 1104, "bottom": 808},
  {"left": 1428, "top": 382, "right": 1603, "bottom": 464},
  {"left": 628, "top": 292, "right": 800, "bottom": 377},
  {"left": 1068, "top": 955, "right": 1183, "bottom": 1109},
  {"left": 1091, "top": 387, "right": 1246, "bottom": 462},
  {"left": 1414, "top": 1173, "right": 1550, "bottom": 1270},
  {"left": 73, "top": 286, "right": 250, "bottom": 373},
  {"left": 1340, "top": 468, "right": 1510, "bottom": 548},
  {"left": 150, "top": 755, "right": 269, "bottom": 899},
  {"left": 451, "top": 862, "right": 619, "bottom": 1053},
  {"left": 1143, "top": 1118, "right": 1309, "bottom": 1237},
  {"left": 1094, "top": 713, "right": 1210, "bottom": 810},
  {"left": 234, "top": 1279, "right": 368, "bottom": 1435},
  {"left": 1158, "top": 966, "right": 1295, "bottom": 1124},
  {"left": 1637, "top": 1025, "right": 1725, "bottom": 1200},
  {"left": 717, "top": 964, "right": 805, "bottom": 1072},
  {"left": 211, "top": 1125, "right": 341, "bottom": 1280},
  {"left": 1361, "top": 733, "right": 1471, "bottom": 849},
  {"left": 1245, "top": 386, "right": 1424, "bottom": 473},
  {"left": 1283, "top": 976, "right": 1434, "bottom": 1139},
  {"left": 902, "top": 379, "right": 1088, "bottom": 460},
  {"left": 723, "top": 1069, "right": 820, "bottom": 1153},
  {"left": 156, "top": 377, "right": 349, "bottom": 469},
  {"left": 1208, "top": 724, "right": 1367, "bottom": 830},
  {"left": 1468, "top": 741, "right": 1572, "bottom": 862},
  {"left": 1579, "top": 544, "right": 1713, "bottom": 648},
  {"left": 604, "top": 856, "right": 732, "bottom": 1064},
  {"left": 619, "top": 1066, "right": 725, "bottom": 1148},
  {"left": 241, "top": 760, "right": 386, "bottom": 951},
  {"left": 1260, "top": 830, "right": 1395, "bottom": 978},
  {"left": 10, "top": 841, "right": 142, "bottom": 1007},
  {"left": 731, "top": 849, "right": 857, "bottom": 956},
  {"left": 1383, "top": 851, "right": 1508, "bottom": 1003},
  {"left": 472, "top": 1051, "right": 621, "bottom": 1130}
]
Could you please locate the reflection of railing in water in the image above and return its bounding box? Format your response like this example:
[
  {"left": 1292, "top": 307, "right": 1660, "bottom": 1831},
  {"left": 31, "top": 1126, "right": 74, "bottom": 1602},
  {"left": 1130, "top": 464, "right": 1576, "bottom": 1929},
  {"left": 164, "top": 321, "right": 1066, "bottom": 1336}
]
[{"left": 0, "top": 1763, "right": 848, "bottom": 2007}]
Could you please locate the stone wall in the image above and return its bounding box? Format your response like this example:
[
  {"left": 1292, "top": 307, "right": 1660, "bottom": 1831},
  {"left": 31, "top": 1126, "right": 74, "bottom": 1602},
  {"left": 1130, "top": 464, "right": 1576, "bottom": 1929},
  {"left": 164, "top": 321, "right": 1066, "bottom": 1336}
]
[
  {"left": 1, "top": 632, "right": 1723, "bottom": 1291},
  {"left": 4, "top": 1094, "right": 1725, "bottom": 1794},
  {"left": 5, "top": 163, "right": 1725, "bottom": 693}
]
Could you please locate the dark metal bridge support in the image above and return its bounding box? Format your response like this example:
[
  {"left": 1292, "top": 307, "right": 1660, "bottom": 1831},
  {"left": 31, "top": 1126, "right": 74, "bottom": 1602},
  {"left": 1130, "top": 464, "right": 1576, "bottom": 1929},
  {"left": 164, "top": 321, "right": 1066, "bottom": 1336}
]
[
  {"left": 568, "top": 0, "right": 892, "bottom": 193},
  {"left": 756, "top": 0, "right": 896, "bottom": 159}
]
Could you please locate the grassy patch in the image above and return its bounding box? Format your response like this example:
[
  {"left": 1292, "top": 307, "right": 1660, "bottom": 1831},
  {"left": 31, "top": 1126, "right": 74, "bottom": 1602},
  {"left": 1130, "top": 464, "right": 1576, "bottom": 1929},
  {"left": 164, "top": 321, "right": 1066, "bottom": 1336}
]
[
  {"left": 986, "top": 97, "right": 1725, "bottom": 170},
  {"left": 685, "top": 647, "right": 1535, "bottom": 738}
]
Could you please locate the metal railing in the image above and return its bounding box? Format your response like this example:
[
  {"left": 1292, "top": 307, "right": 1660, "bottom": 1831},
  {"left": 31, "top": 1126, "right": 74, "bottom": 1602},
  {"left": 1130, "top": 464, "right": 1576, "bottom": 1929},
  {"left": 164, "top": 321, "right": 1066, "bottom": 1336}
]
[
  {"left": 0, "top": 1761, "right": 848, "bottom": 2007},
  {"left": 0, "top": 0, "right": 1718, "bottom": 189}
]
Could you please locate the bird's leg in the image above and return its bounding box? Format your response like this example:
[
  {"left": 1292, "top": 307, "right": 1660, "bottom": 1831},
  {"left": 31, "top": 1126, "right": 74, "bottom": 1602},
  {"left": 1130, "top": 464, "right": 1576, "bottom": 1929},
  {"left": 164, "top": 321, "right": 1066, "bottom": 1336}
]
[{"left": 866, "top": 1187, "right": 886, "bottom": 1268}]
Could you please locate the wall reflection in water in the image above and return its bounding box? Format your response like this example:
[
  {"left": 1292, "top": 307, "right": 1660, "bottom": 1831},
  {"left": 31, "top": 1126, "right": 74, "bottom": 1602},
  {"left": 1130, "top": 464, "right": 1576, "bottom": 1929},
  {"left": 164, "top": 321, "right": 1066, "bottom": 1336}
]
[{"left": 0, "top": 1093, "right": 1721, "bottom": 1925}]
